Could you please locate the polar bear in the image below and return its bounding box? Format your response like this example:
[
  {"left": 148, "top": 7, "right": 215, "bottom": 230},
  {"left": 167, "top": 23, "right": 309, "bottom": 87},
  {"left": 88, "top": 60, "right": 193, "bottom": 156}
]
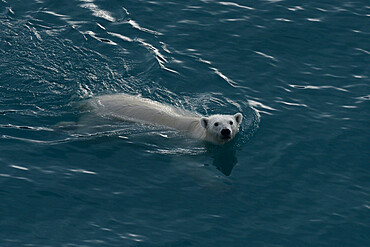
[{"left": 89, "top": 94, "right": 243, "bottom": 145}]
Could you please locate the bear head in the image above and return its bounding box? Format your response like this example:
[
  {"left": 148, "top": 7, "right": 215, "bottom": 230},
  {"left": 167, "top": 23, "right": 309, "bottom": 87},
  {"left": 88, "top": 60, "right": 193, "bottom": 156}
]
[{"left": 200, "top": 113, "right": 243, "bottom": 144}]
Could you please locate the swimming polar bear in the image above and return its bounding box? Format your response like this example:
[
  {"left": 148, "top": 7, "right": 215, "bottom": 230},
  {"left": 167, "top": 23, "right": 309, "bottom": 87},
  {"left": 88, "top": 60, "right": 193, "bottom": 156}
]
[{"left": 89, "top": 94, "right": 243, "bottom": 145}]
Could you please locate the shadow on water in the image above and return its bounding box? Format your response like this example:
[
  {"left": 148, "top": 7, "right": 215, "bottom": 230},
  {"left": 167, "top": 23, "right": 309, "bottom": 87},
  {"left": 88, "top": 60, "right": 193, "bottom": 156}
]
[
  {"left": 205, "top": 141, "right": 238, "bottom": 176},
  {"left": 171, "top": 135, "right": 245, "bottom": 193}
]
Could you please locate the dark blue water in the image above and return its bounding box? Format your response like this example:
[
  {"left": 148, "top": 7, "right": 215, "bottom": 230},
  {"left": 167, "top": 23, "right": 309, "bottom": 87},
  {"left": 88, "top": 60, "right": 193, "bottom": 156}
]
[{"left": 1, "top": 0, "right": 369, "bottom": 246}]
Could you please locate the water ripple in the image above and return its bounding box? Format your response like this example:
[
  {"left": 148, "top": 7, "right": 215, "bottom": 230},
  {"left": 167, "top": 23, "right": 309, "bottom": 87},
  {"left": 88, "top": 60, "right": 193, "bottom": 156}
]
[
  {"left": 247, "top": 99, "right": 277, "bottom": 115},
  {"left": 79, "top": 0, "right": 116, "bottom": 22},
  {"left": 127, "top": 19, "right": 163, "bottom": 36},
  {"left": 276, "top": 100, "right": 308, "bottom": 108},
  {"left": 0, "top": 173, "right": 33, "bottom": 183},
  {"left": 0, "top": 124, "right": 53, "bottom": 131},
  {"left": 289, "top": 84, "right": 349, "bottom": 92},
  {"left": 9, "top": 164, "right": 29, "bottom": 171},
  {"left": 219, "top": 2, "right": 254, "bottom": 10},
  {"left": 254, "top": 51, "right": 278, "bottom": 62}
]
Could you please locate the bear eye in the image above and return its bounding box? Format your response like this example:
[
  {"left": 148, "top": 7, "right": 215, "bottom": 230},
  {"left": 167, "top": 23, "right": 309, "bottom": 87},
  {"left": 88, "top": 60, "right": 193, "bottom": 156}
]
[
  {"left": 214, "top": 122, "right": 219, "bottom": 127},
  {"left": 229, "top": 121, "right": 233, "bottom": 125}
]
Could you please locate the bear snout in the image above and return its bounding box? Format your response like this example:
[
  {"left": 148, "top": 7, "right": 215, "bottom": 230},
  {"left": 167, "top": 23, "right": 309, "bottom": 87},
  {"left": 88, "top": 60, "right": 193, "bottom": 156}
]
[{"left": 221, "top": 128, "right": 231, "bottom": 138}]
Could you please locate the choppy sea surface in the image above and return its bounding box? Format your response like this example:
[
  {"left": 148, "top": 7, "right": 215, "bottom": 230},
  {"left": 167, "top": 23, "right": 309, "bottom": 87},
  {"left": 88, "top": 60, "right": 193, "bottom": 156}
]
[{"left": 0, "top": 0, "right": 369, "bottom": 246}]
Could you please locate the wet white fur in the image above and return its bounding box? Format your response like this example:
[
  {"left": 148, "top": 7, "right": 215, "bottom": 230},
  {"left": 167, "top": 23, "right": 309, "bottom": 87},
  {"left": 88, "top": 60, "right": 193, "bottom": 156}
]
[{"left": 90, "top": 94, "right": 243, "bottom": 144}]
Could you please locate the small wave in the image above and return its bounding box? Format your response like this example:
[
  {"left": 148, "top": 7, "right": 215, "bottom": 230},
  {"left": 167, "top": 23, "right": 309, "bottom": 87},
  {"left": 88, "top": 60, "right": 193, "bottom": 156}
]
[
  {"left": 137, "top": 38, "right": 179, "bottom": 74},
  {"left": 356, "top": 95, "right": 370, "bottom": 102},
  {"left": 307, "top": 18, "right": 323, "bottom": 22},
  {"left": 127, "top": 19, "right": 162, "bottom": 36},
  {"left": 0, "top": 173, "right": 33, "bottom": 183},
  {"left": 1, "top": 134, "right": 74, "bottom": 145},
  {"left": 275, "top": 18, "right": 293, "bottom": 22},
  {"left": 247, "top": 99, "right": 277, "bottom": 114},
  {"left": 68, "top": 169, "right": 97, "bottom": 175},
  {"left": 83, "top": 30, "right": 118, "bottom": 45},
  {"left": 80, "top": 0, "right": 116, "bottom": 22},
  {"left": 108, "top": 31, "right": 133, "bottom": 42},
  {"left": 352, "top": 75, "right": 368, "bottom": 79},
  {"left": 219, "top": 2, "right": 254, "bottom": 10},
  {"left": 289, "top": 84, "right": 349, "bottom": 92},
  {"left": 254, "top": 51, "right": 278, "bottom": 62},
  {"left": 355, "top": 48, "right": 370, "bottom": 55},
  {"left": 9, "top": 165, "right": 29, "bottom": 171},
  {"left": 0, "top": 124, "right": 54, "bottom": 131},
  {"left": 211, "top": 67, "right": 251, "bottom": 90},
  {"left": 276, "top": 100, "right": 308, "bottom": 108},
  {"left": 42, "top": 10, "right": 68, "bottom": 18},
  {"left": 287, "top": 6, "right": 304, "bottom": 11},
  {"left": 146, "top": 147, "right": 207, "bottom": 156}
]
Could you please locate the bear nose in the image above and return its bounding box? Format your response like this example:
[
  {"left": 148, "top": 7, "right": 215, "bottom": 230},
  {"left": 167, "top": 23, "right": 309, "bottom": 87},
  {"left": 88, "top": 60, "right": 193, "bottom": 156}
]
[{"left": 221, "top": 128, "right": 231, "bottom": 136}]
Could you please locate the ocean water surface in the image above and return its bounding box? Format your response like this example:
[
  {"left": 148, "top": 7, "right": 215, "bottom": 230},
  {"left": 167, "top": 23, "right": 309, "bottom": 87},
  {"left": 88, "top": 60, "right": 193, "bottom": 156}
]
[{"left": 0, "top": 0, "right": 369, "bottom": 246}]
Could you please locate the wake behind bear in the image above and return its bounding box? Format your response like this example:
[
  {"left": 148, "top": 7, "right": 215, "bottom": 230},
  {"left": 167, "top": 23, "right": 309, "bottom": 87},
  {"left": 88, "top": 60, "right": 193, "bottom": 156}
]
[{"left": 88, "top": 94, "right": 243, "bottom": 145}]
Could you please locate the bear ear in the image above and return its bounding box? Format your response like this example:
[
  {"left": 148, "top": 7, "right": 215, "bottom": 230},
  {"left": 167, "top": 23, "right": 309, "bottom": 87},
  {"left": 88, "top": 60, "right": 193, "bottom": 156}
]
[
  {"left": 234, "top": 113, "right": 243, "bottom": 124},
  {"left": 200, "top": 117, "right": 209, "bottom": 128}
]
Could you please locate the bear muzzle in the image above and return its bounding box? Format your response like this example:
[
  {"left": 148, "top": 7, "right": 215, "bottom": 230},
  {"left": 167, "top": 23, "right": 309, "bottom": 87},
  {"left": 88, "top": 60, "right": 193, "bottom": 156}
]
[{"left": 220, "top": 128, "right": 231, "bottom": 139}]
